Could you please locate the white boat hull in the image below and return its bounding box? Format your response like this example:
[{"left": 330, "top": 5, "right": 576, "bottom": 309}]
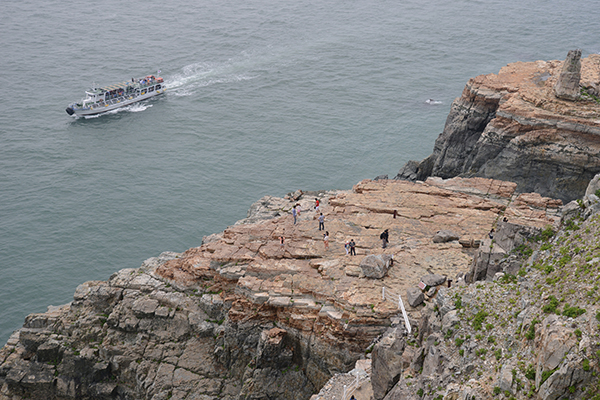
[{"left": 67, "top": 89, "right": 164, "bottom": 117}]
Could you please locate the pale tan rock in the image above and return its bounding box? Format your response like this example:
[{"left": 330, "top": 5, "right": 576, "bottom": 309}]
[
  {"left": 535, "top": 315, "right": 577, "bottom": 389},
  {"left": 154, "top": 178, "right": 560, "bottom": 341}
]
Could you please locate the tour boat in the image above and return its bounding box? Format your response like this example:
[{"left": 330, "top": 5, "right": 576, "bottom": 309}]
[{"left": 66, "top": 74, "right": 165, "bottom": 116}]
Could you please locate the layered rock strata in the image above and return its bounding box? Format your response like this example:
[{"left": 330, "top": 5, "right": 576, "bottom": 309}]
[
  {"left": 0, "top": 178, "right": 561, "bottom": 400},
  {"left": 397, "top": 53, "right": 600, "bottom": 203}
]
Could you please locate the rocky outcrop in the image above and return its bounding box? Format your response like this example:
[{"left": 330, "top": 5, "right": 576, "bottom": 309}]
[
  {"left": 365, "top": 179, "right": 600, "bottom": 400},
  {"left": 0, "top": 177, "right": 562, "bottom": 400},
  {"left": 554, "top": 49, "right": 582, "bottom": 101},
  {"left": 396, "top": 52, "right": 600, "bottom": 203},
  {"left": 371, "top": 328, "right": 406, "bottom": 400},
  {"left": 467, "top": 218, "right": 551, "bottom": 283}
]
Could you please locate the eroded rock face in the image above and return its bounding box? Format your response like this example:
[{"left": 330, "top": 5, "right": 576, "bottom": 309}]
[
  {"left": 397, "top": 53, "right": 600, "bottom": 203},
  {"left": 467, "top": 218, "right": 551, "bottom": 283},
  {"left": 371, "top": 328, "right": 406, "bottom": 400},
  {"left": 534, "top": 315, "right": 577, "bottom": 389}
]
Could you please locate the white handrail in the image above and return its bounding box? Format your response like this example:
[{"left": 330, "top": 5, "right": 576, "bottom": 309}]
[
  {"left": 341, "top": 371, "right": 368, "bottom": 400},
  {"left": 397, "top": 292, "right": 411, "bottom": 334},
  {"left": 381, "top": 285, "right": 411, "bottom": 334}
]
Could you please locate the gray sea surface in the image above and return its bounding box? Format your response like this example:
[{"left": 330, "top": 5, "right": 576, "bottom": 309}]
[{"left": 1, "top": 0, "right": 599, "bottom": 344}]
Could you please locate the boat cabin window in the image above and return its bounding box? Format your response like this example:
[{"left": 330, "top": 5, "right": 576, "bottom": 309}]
[
  {"left": 156, "top": 84, "right": 161, "bottom": 90},
  {"left": 149, "top": 86, "right": 155, "bottom": 92}
]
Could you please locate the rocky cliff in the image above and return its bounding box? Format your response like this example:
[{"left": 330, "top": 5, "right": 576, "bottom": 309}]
[
  {"left": 4, "top": 54, "right": 600, "bottom": 400},
  {"left": 0, "top": 177, "right": 561, "bottom": 400},
  {"left": 367, "top": 177, "right": 600, "bottom": 400},
  {"left": 397, "top": 52, "right": 600, "bottom": 203}
]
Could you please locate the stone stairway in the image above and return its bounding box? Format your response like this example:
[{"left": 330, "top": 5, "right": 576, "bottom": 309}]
[{"left": 310, "top": 359, "right": 372, "bottom": 400}]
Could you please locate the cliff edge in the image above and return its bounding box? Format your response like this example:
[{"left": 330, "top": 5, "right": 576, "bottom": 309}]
[
  {"left": 0, "top": 178, "right": 560, "bottom": 400},
  {"left": 397, "top": 52, "right": 600, "bottom": 203}
]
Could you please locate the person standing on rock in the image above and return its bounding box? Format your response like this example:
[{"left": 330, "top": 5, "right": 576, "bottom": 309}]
[
  {"left": 315, "top": 198, "right": 320, "bottom": 212},
  {"left": 380, "top": 229, "right": 389, "bottom": 248},
  {"left": 349, "top": 239, "right": 356, "bottom": 256},
  {"left": 318, "top": 213, "right": 325, "bottom": 231},
  {"left": 323, "top": 231, "right": 329, "bottom": 250},
  {"left": 292, "top": 205, "right": 297, "bottom": 225},
  {"left": 344, "top": 240, "right": 350, "bottom": 255},
  {"left": 279, "top": 236, "right": 285, "bottom": 248},
  {"left": 296, "top": 203, "right": 301, "bottom": 216}
]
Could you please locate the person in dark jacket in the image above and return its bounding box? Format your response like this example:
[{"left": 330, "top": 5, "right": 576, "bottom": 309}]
[{"left": 380, "top": 229, "right": 389, "bottom": 248}]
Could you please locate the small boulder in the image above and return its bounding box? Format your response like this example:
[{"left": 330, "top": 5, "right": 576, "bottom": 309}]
[
  {"left": 131, "top": 298, "right": 159, "bottom": 317},
  {"left": 406, "top": 287, "right": 424, "bottom": 307},
  {"left": 420, "top": 274, "right": 446, "bottom": 287},
  {"left": 289, "top": 189, "right": 303, "bottom": 201},
  {"left": 36, "top": 339, "right": 63, "bottom": 363},
  {"left": 535, "top": 315, "right": 577, "bottom": 389},
  {"left": 432, "top": 230, "right": 459, "bottom": 243},
  {"left": 425, "top": 287, "right": 437, "bottom": 298},
  {"left": 360, "top": 254, "right": 393, "bottom": 279},
  {"left": 584, "top": 202, "right": 600, "bottom": 220},
  {"left": 497, "top": 363, "right": 515, "bottom": 394},
  {"left": 561, "top": 200, "right": 582, "bottom": 224}
]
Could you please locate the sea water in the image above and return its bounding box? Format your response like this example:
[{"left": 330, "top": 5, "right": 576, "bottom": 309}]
[{"left": 1, "top": 0, "right": 599, "bottom": 344}]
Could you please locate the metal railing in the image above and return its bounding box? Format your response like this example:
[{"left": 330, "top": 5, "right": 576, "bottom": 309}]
[
  {"left": 341, "top": 368, "right": 370, "bottom": 400},
  {"left": 381, "top": 286, "right": 411, "bottom": 334}
]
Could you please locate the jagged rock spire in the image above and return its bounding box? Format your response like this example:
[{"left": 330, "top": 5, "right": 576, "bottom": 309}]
[{"left": 553, "top": 49, "right": 582, "bottom": 101}]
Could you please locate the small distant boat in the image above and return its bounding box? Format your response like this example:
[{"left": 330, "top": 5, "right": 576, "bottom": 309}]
[{"left": 66, "top": 74, "right": 165, "bottom": 116}]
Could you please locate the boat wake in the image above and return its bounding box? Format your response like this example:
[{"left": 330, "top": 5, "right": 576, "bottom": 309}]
[
  {"left": 127, "top": 103, "right": 152, "bottom": 113},
  {"left": 425, "top": 99, "right": 443, "bottom": 105},
  {"left": 165, "top": 61, "right": 257, "bottom": 97},
  {"left": 80, "top": 103, "right": 152, "bottom": 119}
]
